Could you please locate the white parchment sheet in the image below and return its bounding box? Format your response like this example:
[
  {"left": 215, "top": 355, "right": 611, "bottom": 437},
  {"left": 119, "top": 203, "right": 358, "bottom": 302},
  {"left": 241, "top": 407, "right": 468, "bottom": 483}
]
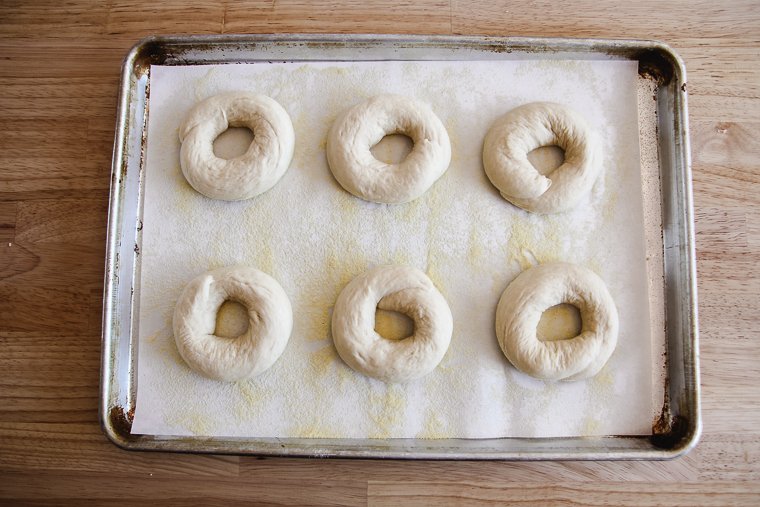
[{"left": 132, "top": 59, "right": 659, "bottom": 438}]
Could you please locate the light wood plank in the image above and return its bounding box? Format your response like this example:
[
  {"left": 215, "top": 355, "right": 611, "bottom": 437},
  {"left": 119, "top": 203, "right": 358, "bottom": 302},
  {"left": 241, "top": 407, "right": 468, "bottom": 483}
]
[
  {"left": 224, "top": 0, "right": 452, "bottom": 34},
  {"left": 0, "top": 1, "right": 109, "bottom": 40},
  {"left": 105, "top": 1, "right": 226, "bottom": 37},
  {"left": 14, "top": 198, "right": 108, "bottom": 245},
  {"left": 241, "top": 455, "right": 698, "bottom": 482},
  {"left": 0, "top": 471, "right": 362, "bottom": 503},
  {"left": 691, "top": 121, "right": 760, "bottom": 207},
  {"left": 0, "top": 425, "right": 241, "bottom": 476},
  {"left": 0, "top": 202, "right": 16, "bottom": 243},
  {"left": 367, "top": 481, "right": 760, "bottom": 506},
  {"left": 694, "top": 433, "right": 760, "bottom": 482},
  {"left": 450, "top": 0, "right": 760, "bottom": 39}
]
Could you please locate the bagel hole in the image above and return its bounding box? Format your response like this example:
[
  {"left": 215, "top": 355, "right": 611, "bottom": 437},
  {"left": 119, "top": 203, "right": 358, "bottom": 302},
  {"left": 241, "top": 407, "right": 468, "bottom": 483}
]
[
  {"left": 375, "top": 308, "right": 415, "bottom": 341},
  {"left": 213, "top": 127, "right": 255, "bottom": 159},
  {"left": 214, "top": 300, "right": 250, "bottom": 338},
  {"left": 527, "top": 145, "right": 565, "bottom": 176},
  {"left": 537, "top": 303, "right": 582, "bottom": 342},
  {"left": 370, "top": 134, "right": 414, "bottom": 164}
]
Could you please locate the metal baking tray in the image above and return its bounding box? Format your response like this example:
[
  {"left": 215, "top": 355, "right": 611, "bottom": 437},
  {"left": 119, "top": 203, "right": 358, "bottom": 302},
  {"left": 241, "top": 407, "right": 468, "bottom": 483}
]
[{"left": 100, "top": 34, "right": 700, "bottom": 459}]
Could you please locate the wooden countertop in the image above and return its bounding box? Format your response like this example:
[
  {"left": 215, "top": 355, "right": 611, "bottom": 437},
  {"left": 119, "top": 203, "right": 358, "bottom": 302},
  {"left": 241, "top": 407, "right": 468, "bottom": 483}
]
[{"left": 1, "top": 1, "right": 758, "bottom": 505}]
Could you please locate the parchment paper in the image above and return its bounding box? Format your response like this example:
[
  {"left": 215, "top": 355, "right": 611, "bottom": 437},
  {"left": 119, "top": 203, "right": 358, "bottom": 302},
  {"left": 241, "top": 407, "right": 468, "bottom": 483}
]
[{"left": 132, "top": 59, "right": 659, "bottom": 438}]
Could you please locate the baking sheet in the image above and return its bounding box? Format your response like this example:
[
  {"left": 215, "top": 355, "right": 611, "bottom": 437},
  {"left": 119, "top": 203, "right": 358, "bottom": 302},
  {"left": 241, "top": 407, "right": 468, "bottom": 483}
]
[{"left": 132, "top": 59, "right": 660, "bottom": 439}]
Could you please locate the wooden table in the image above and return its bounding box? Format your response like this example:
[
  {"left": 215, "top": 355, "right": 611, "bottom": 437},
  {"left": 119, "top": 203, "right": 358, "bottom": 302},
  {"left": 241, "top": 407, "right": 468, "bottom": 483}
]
[{"left": 1, "top": 1, "right": 758, "bottom": 505}]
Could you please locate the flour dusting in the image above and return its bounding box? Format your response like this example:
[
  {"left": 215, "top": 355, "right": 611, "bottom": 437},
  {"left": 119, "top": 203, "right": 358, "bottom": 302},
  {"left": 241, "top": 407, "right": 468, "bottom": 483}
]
[{"left": 132, "top": 60, "right": 659, "bottom": 439}]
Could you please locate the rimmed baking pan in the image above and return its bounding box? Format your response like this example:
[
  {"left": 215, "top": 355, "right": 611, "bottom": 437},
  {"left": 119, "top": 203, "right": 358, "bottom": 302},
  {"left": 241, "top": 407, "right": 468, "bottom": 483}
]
[{"left": 100, "top": 34, "right": 699, "bottom": 459}]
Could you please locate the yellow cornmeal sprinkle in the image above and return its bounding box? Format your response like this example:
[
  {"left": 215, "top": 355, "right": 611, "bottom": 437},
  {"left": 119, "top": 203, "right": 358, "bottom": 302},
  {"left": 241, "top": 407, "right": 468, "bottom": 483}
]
[
  {"left": 423, "top": 163, "right": 454, "bottom": 295},
  {"left": 256, "top": 241, "right": 276, "bottom": 277},
  {"left": 233, "top": 380, "right": 265, "bottom": 422},
  {"left": 243, "top": 198, "right": 277, "bottom": 276},
  {"left": 144, "top": 329, "right": 162, "bottom": 344},
  {"left": 286, "top": 370, "right": 328, "bottom": 438},
  {"left": 417, "top": 410, "right": 449, "bottom": 439},
  {"left": 398, "top": 195, "right": 424, "bottom": 224},
  {"left": 166, "top": 412, "right": 214, "bottom": 436},
  {"left": 185, "top": 414, "right": 213, "bottom": 435},
  {"left": 593, "top": 365, "right": 615, "bottom": 388},
  {"left": 297, "top": 229, "right": 370, "bottom": 342},
  {"left": 467, "top": 227, "right": 485, "bottom": 270},
  {"left": 334, "top": 359, "right": 355, "bottom": 388},
  {"left": 507, "top": 215, "right": 564, "bottom": 268},
  {"left": 290, "top": 422, "right": 343, "bottom": 439},
  {"left": 586, "top": 257, "right": 604, "bottom": 276},
  {"left": 582, "top": 417, "right": 601, "bottom": 436},
  {"left": 172, "top": 165, "right": 196, "bottom": 215},
  {"left": 425, "top": 250, "right": 448, "bottom": 296},
  {"left": 310, "top": 345, "right": 337, "bottom": 376},
  {"left": 367, "top": 385, "right": 406, "bottom": 439},
  {"left": 298, "top": 264, "right": 337, "bottom": 343},
  {"left": 445, "top": 117, "right": 460, "bottom": 165},
  {"left": 237, "top": 380, "right": 263, "bottom": 406},
  {"left": 301, "top": 293, "right": 332, "bottom": 343},
  {"left": 388, "top": 249, "right": 413, "bottom": 267},
  {"left": 435, "top": 341, "right": 456, "bottom": 370},
  {"left": 324, "top": 66, "right": 349, "bottom": 77},
  {"left": 141, "top": 61, "right": 650, "bottom": 441},
  {"left": 598, "top": 128, "right": 621, "bottom": 225},
  {"left": 333, "top": 187, "right": 361, "bottom": 217},
  {"left": 156, "top": 329, "right": 183, "bottom": 367},
  {"left": 499, "top": 374, "right": 559, "bottom": 434},
  {"left": 601, "top": 188, "right": 619, "bottom": 224},
  {"left": 507, "top": 218, "right": 536, "bottom": 267},
  {"left": 326, "top": 246, "right": 368, "bottom": 289}
]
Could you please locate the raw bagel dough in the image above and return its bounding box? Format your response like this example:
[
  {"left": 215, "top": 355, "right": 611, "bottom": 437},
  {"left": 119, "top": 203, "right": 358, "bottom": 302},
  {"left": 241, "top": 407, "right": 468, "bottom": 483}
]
[
  {"left": 326, "top": 94, "right": 451, "bottom": 204},
  {"left": 495, "top": 262, "right": 618, "bottom": 381},
  {"left": 483, "top": 102, "right": 601, "bottom": 214},
  {"left": 331, "top": 265, "right": 453, "bottom": 382},
  {"left": 179, "top": 92, "right": 295, "bottom": 201},
  {"left": 173, "top": 266, "right": 293, "bottom": 382}
]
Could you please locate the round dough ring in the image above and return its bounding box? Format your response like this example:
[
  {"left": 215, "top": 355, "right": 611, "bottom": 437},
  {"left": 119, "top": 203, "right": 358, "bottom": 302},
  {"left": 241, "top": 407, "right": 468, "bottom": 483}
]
[
  {"left": 179, "top": 92, "right": 295, "bottom": 201},
  {"left": 326, "top": 94, "right": 451, "bottom": 204},
  {"left": 483, "top": 102, "right": 600, "bottom": 214},
  {"left": 331, "top": 265, "right": 453, "bottom": 383},
  {"left": 173, "top": 266, "right": 293, "bottom": 382},
  {"left": 495, "top": 262, "right": 618, "bottom": 381}
]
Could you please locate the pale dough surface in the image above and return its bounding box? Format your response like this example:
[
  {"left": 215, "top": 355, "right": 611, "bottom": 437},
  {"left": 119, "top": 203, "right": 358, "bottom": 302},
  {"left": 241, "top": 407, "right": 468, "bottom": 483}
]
[
  {"left": 173, "top": 265, "right": 293, "bottom": 382},
  {"left": 331, "top": 265, "right": 453, "bottom": 383},
  {"left": 327, "top": 94, "right": 451, "bottom": 204},
  {"left": 483, "top": 102, "right": 600, "bottom": 214},
  {"left": 179, "top": 92, "right": 295, "bottom": 201},
  {"left": 495, "top": 262, "right": 619, "bottom": 381}
]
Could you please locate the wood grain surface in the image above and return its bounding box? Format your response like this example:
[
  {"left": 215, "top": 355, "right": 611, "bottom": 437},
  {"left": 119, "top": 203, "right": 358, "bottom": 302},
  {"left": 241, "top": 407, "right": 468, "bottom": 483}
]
[{"left": 1, "top": 1, "right": 759, "bottom": 505}]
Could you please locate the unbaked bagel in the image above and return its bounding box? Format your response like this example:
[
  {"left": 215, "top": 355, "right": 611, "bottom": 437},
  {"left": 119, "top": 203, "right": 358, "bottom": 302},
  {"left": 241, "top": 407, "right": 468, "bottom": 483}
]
[
  {"left": 495, "top": 262, "right": 618, "bottom": 381},
  {"left": 483, "top": 102, "right": 600, "bottom": 214},
  {"left": 173, "top": 266, "right": 293, "bottom": 382},
  {"left": 179, "top": 92, "right": 295, "bottom": 201},
  {"left": 331, "top": 265, "right": 453, "bottom": 382},
  {"left": 326, "top": 94, "right": 451, "bottom": 204}
]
